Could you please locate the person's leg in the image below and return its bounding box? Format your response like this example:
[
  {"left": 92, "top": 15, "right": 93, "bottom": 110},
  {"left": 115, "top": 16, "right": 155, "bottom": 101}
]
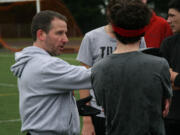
[{"left": 91, "top": 115, "right": 106, "bottom": 135}]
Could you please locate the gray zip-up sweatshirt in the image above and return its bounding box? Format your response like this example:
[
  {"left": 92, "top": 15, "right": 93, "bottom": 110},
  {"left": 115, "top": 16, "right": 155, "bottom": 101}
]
[{"left": 11, "top": 46, "right": 91, "bottom": 135}]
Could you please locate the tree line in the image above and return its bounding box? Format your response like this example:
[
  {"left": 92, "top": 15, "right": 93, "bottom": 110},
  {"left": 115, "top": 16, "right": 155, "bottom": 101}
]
[{"left": 62, "top": 0, "right": 169, "bottom": 34}]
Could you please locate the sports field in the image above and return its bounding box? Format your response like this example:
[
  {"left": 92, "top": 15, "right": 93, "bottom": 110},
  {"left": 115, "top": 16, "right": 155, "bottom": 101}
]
[{"left": 0, "top": 52, "right": 81, "bottom": 135}]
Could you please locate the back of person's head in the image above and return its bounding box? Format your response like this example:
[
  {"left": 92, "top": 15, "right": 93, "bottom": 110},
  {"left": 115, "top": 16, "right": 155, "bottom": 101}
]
[
  {"left": 106, "top": 0, "right": 143, "bottom": 23},
  {"left": 168, "top": 0, "right": 180, "bottom": 12},
  {"left": 31, "top": 10, "right": 67, "bottom": 41},
  {"left": 107, "top": 0, "right": 151, "bottom": 44}
]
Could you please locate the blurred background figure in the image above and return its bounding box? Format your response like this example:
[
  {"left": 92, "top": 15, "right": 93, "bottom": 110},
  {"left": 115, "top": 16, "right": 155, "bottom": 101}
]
[
  {"left": 142, "top": 0, "right": 173, "bottom": 48},
  {"left": 91, "top": 0, "right": 172, "bottom": 135},
  {"left": 160, "top": 0, "right": 180, "bottom": 134}
]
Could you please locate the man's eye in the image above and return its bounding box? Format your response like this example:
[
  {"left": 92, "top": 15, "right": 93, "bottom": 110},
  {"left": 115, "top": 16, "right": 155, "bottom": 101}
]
[
  {"left": 57, "top": 32, "right": 63, "bottom": 35},
  {"left": 168, "top": 14, "right": 174, "bottom": 17}
]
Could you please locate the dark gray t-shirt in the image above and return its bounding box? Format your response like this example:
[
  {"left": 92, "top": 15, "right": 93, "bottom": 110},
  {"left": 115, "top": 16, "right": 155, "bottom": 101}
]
[
  {"left": 77, "top": 26, "right": 146, "bottom": 117},
  {"left": 91, "top": 51, "right": 172, "bottom": 135}
]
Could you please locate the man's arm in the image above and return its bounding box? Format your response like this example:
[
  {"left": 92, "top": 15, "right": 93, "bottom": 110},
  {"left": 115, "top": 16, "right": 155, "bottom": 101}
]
[
  {"left": 79, "top": 63, "right": 91, "bottom": 100},
  {"left": 80, "top": 62, "right": 96, "bottom": 135},
  {"left": 162, "top": 98, "right": 171, "bottom": 117},
  {"left": 169, "top": 68, "right": 180, "bottom": 90},
  {"left": 160, "top": 60, "right": 173, "bottom": 117}
]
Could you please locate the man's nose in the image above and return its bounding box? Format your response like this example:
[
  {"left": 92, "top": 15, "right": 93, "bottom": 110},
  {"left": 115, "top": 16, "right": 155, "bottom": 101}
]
[
  {"left": 63, "top": 34, "right": 69, "bottom": 43},
  {"left": 167, "top": 17, "right": 171, "bottom": 24}
]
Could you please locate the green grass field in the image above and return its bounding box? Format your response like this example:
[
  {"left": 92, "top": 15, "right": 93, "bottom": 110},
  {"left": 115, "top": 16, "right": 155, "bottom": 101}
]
[{"left": 0, "top": 51, "right": 81, "bottom": 135}]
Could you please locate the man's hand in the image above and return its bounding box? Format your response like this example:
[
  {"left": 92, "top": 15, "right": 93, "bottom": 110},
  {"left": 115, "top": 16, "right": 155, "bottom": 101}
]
[
  {"left": 77, "top": 96, "right": 101, "bottom": 116},
  {"left": 81, "top": 116, "right": 96, "bottom": 135},
  {"left": 169, "top": 68, "right": 180, "bottom": 90},
  {"left": 169, "top": 68, "right": 178, "bottom": 82}
]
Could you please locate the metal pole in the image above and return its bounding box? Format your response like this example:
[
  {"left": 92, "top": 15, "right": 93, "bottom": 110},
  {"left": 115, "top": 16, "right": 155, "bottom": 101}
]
[{"left": 36, "top": 0, "right": 40, "bottom": 13}]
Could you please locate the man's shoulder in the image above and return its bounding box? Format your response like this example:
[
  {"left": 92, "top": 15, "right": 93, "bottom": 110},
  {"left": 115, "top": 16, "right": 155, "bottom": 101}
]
[
  {"left": 163, "top": 33, "right": 180, "bottom": 42},
  {"left": 140, "top": 52, "right": 167, "bottom": 64},
  {"left": 85, "top": 26, "right": 105, "bottom": 36},
  {"left": 169, "top": 33, "right": 180, "bottom": 39},
  {"left": 33, "top": 54, "right": 67, "bottom": 68},
  {"left": 93, "top": 55, "right": 110, "bottom": 68}
]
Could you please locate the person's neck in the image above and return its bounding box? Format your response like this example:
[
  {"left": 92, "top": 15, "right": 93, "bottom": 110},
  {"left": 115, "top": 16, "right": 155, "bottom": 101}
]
[
  {"left": 33, "top": 41, "right": 56, "bottom": 56},
  {"left": 33, "top": 41, "right": 49, "bottom": 53},
  {"left": 113, "top": 41, "right": 140, "bottom": 54},
  {"left": 33, "top": 40, "right": 46, "bottom": 49},
  {"left": 104, "top": 24, "right": 116, "bottom": 38}
]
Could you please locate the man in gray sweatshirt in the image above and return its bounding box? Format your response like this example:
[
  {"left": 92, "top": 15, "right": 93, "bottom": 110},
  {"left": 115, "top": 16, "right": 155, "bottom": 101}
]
[{"left": 11, "top": 10, "right": 91, "bottom": 135}]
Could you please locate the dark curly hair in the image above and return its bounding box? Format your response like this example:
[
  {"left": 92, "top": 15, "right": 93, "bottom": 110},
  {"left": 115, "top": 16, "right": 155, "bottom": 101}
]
[{"left": 107, "top": 0, "right": 151, "bottom": 44}]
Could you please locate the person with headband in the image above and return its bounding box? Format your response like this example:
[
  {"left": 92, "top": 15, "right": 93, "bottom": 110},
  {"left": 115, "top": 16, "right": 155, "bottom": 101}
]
[
  {"left": 91, "top": 0, "right": 172, "bottom": 135},
  {"left": 76, "top": 0, "right": 147, "bottom": 134}
]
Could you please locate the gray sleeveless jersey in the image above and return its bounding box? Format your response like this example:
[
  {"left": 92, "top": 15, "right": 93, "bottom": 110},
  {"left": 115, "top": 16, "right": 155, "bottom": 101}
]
[{"left": 76, "top": 26, "right": 146, "bottom": 117}]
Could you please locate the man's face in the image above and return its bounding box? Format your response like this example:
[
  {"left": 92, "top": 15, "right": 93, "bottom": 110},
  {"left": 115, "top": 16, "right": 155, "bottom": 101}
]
[
  {"left": 167, "top": 8, "right": 180, "bottom": 33},
  {"left": 44, "top": 18, "right": 68, "bottom": 56},
  {"left": 141, "top": 0, "right": 147, "bottom": 4}
]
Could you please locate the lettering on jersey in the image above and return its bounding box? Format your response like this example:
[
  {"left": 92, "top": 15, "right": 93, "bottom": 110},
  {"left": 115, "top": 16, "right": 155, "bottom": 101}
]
[{"left": 100, "top": 46, "right": 116, "bottom": 58}]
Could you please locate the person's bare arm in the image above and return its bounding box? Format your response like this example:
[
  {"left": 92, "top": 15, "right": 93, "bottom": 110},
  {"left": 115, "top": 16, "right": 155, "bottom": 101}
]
[
  {"left": 79, "top": 63, "right": 91, "bottom": 100},
  {"left": 162, "top": 98, "right": 171, "bottom": 117},
  {"left": 80, "top": 62, "right": 96, "bottom": 135}
]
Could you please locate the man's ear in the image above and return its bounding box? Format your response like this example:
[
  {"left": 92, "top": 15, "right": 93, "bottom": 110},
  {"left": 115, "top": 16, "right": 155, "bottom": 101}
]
[{"left": 37, "top": 29, "right": 46, "bottom": 41}]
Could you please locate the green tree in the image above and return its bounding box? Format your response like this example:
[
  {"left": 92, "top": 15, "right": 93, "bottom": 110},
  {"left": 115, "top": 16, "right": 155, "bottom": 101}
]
[
  {"left": 62, "top": 0, "right": 107, "bottom": 34},
  {"left": 63, "top": 0, "right": 170, "bottom": 34},
  {"left": 148, "top": 0, "right": 169, "bottom": 18}
]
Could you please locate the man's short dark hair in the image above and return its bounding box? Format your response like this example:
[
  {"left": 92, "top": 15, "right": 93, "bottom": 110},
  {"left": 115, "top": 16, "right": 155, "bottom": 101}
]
[
  {"left": 107, "top": 0, "right": 151, "bottom": 44},
  {"left": 168, "top": 0, "right": 180, "bottom": 12},
  {"left": 31, "top": 10, "right": 67, "bottom": 41}
]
